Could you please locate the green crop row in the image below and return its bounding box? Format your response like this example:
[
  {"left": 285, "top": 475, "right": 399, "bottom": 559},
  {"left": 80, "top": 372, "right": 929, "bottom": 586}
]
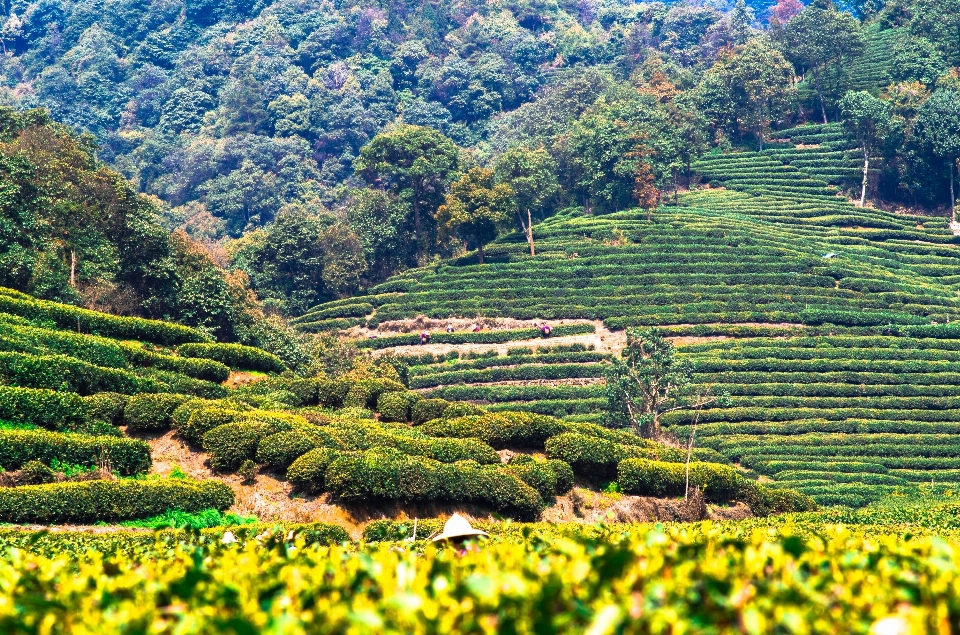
[
  {"left": 410, "top": 363, "right": 606, "bottom": 389},
  {"left": 177, "top": 343, "right": 286, "bottom": 373},
  {"left": 0, "top": 287, "right": 210, "bottom": 345},
  {"left": 0, "top": 429, "right": 151, "bottom": 475},
  {"left": 0, "top": 478, "right": 234, "bottom": 524},
  {"left": 356, "top": 324, "right": 595, "bottom": 350}
]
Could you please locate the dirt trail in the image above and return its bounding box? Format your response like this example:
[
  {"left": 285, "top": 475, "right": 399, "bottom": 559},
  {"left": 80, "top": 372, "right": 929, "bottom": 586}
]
[{"left": 368, "top": 319, "right": 626, "bottom": 358}]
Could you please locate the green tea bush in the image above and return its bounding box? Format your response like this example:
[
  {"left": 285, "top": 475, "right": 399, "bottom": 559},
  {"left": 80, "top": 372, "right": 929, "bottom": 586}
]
[
  {"left": 121, "top": 345, "right": 230, "bottom": 382},
  {"left": 234, "top": 378, "right": 318, "bottom": 407},
  {"left": 178, "top": 406, "right": 245, "bottom": 445},
  {"left": 545, "top": 433, "right": 650, "bottom": 479},
  {"left": 0, "top": 352, "right": 153, "bottom": 395},
  {"left": 255, "top": 431, "right": 321, "bottom": 470},
  {"left": 0, "top": 290, "right": 211, "bottom": 345},
  {"left": 617, "top": 459, "right": 744, "bottom": 502},
  {"left": 286, "top": 447, "right": 343, "bottom": 492},
  {"left": 376, "top": 391, "right": 422, "bottom": 422},
  {"left": 177, "top": 343, "right": 286, "bottom": 373},
  {"left": 0, "top": 386, "right": 86, "bottom": 430},
  {"left": 0, "top": 429, "right": 151, "bottom": 475},
  {"left": 411, "top": 398, "right": 450, "bottom": 424},
  {"left": 342, "top": 378, "right": 405, "bottom": 409},
  {"left": 316, "top": 377, "right": 352, "bottom": 408},
  {"left": 0, "top": 479, "right": 234, "bottom": 524},
  {"left": 82, "top": 393, "right": 128, "bottom": 427},
  {"left": 421, "top": 412, "right": 565, "bottom": 449},
  {"left": 123, "top": 394, "right": 193, "bottom": 431},
  {"left": 203, "top": 420, "right": 291, "bottom": 472}
]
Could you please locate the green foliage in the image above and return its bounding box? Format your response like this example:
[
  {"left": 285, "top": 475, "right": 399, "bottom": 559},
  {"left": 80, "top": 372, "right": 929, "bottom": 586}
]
[
  {"left": 123, "top": 394, "right": 193, "bottom": 431},
  {"left": 0, "top": 479, "right": 234, "bottom": 524},
  {"left": 0, "top": 386, "right": 86, "bottom": 430},
  {"left": 177, "top": 343, "right": 287, "bottom": 373},
  {"left": 81, "top": 393, "right": 128, "bottom": 427},
  {"left": 376, "top": 391, "right": 422, "bottom": 423},
  {"left": 0, "top": 429, "right": 150, "bottom": 476},
  {"left": 116, "top": 509, "right": 257, "bottom": 530}
]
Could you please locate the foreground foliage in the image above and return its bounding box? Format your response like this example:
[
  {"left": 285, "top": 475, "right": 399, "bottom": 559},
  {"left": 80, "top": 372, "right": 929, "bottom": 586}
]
[{"left": 0, "top": 521, "right": 957, "bottom": 634}]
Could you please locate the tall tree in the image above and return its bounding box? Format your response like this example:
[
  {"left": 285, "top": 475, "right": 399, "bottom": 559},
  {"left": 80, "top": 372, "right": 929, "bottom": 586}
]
[
  {"left": 436, "top": 167, "right": 515, "bottom": 265},
  {"left": 354, "top": 125, "right": 460, "bottom": 262},
  {"left": 493, "top": 146, "right": 559, "bottom": 256},
  {"left": 915, "top": 90, "right": 960, "bottom": 219},
  {"left": 777, "top": 5, "right": 864, "bottom": 124},
  {"left": 839, "top": 91, "right": 897, "bottom": 207},
  {"left": 603, "top": 328, "right": 724, "bottom": 438},
  {"left": 700, "top": 38, "right": 794, "bottom": 151}
]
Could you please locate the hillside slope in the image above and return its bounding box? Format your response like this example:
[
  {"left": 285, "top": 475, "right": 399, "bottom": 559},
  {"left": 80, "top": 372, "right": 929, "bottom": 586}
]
[{"left": 302, "top": 129, "right": 960, "bottom": 506}]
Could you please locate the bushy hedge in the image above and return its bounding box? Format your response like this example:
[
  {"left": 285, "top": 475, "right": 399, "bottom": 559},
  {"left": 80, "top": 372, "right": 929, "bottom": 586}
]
[
  {"left": 122, "top": 345, "right": 230, "bottom": 382},
  {"left": 342, "top": 378, "right": 406, "bottom": 409},
  {"left": 203, "top": 421, "right": 281, "bottom": 472},
  {"left": 177, "top": 405, "right": 246, "bottom": 445},
  {"left": 123, "top": 393, "right": 194, "bottom": 431},
  {"left": 0, "top": 289, "right": 211, "bottom": 345},
  {"left": 377, "top": 391, "right": 423, "bottom": 423},
  {"left": 617, "top": 459, "right": 744, "bottom": 502},
  {"left": 235, "top": 378, "right": 319, "bottom": 407},
  {"left": 0, "top": 386, "right": 86, "bottom": 430},
  {"left": 0, "top": 429, "right": 151, "bottom": 475},
  {"left": 0, "top": 352, "right": 153, "bottom": 395},
  {"left": 506, "top": 456, "right": 575, "bottom": 498},
  {"left": 256, "top": 431, "right": 321, "bottom": 470},
  {"left": 82, "top": 392, "right": 128, "bottom": 427},
  {"left": 420, "top": 412, "right": 565, "bottom": 449},
  {"left": 0, "top": 478, "right": 234, "bottom": 524},
  {"left": 177, "top": 343, "right": 286, "bottom": 373},
  {"left": 411, "top": 398, "right": 450, "bottom": 424},
  {"left": 286, "top": 447, "right": 343, "bottom": 492},
  {"left": 324, "top": 448, "right": 544, "bottom": 520}
]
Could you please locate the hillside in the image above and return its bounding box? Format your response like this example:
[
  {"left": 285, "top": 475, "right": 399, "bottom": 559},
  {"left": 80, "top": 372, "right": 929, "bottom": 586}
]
[{"left": 299, "top": 121, "right": 960, "bottom": 508}]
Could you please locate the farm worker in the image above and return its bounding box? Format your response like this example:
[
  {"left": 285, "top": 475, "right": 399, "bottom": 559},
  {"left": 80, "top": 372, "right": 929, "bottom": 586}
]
[
  {"left": 473, "top": 323, "right": 482, "bottom": 332},
  {"left": 430, "top": 513, "right": 489, "bottom": 554},
  {"left": 541, "top": 323, "right": 552, "bottom": 337},
  {"left": 419, "top": 331, "right": 431, "bottom": 345},
  {"left": 446, "top": 324, "right": 455, "bottom": 333}
]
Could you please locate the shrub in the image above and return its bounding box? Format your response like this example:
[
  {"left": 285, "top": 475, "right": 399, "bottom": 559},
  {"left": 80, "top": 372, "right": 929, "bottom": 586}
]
[
  {"left": 203, "top": 420, "right": 289, "bottom": 472},
  {"left": 547, "top": 459, "right": 575, "bottom": 494},
  {"left": 0, "top": 386, "right": 85, "bottom": 430},
  {"left": 0, "top": 429, "right": 151, "bottom": 475},
  {"left": 617, "top": 458, "right": 744, "bottom": 502},
  {"left": 342, "top": 378, "right": 406, "bottom": 409},
  {"left": 741, "top": 484, "right": 818, "bottom": 516},
  {"left": 438, "top": 402, "right": 485, "bottom": 418},
  {"left": 179, "top": 406, "right": 244, "bottom": 445},
  {"left": 0, "top": 290, "right": 211, "bottom": 346},
  {"left": 421, "top": 412, "right": 565, "bottom": 449},
  {"left": 177, "top": 343, "right": 286, "bottom": 373},
  {"left": 256, "top": 431, "right": 321, "bottom": 470},
  {"left": 377, "top": 391, "right": 422, "bottom": 423},
  {"left": 286, "top": 447, "right": 343, "bottom": 492},
  {"left": 316, "top": 377, "right": 352, "bottom": 408},
  {"left": 235, "top": 378, "right": 318, "bottom": 406},
  {"left": 123, "top": 394, "right": 193, "bottom": 431},
  {"left": 82, "top": 392, "right": 128, "bottom": 427},
  {"left": 0, "top": 479, "right": 234, "bottom": 524},
  {"left": 504, "top": 460, "right": 561, "bottom": 500},
  {"left": 121, "top": 344, "right": 230, "bottom": 382},
  {"left": 544, "top": 433, "right": 651, "bottom": 479},
  {"left": 412, "top": 398, "right": 450, "bottom": 424}
]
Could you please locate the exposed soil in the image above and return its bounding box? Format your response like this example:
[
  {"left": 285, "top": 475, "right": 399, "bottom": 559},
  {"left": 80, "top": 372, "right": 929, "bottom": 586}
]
[{"left": 541, "top": 487, "right": 753, "bottom": 524}]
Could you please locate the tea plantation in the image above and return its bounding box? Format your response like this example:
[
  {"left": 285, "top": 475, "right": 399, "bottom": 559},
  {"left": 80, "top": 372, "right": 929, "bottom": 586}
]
[{"left": 297, "top": 123, "right": 960, "bottom": 509}]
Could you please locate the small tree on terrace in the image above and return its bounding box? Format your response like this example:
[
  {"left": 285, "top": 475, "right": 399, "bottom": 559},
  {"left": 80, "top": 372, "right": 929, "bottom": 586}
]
[
  {"left": 839, "top": 91, "right": 897, "bottom": 208},
  {"left": 603, "top": 328, "right": 725, "bottom": 439},
  {"left": 915, "top": 89, "right": 960, "bottom": 220},
  {"left": 493, "top": 146, "right": 559, "bottom": 257},
  {"left": 437, "top": 167, "right": 516, "bottom": 264}
]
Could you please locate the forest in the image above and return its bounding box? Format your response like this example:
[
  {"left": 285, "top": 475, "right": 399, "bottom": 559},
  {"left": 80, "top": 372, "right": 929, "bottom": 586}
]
[{"left": 0, "top": 0, "right": 957, "bottom": 328}]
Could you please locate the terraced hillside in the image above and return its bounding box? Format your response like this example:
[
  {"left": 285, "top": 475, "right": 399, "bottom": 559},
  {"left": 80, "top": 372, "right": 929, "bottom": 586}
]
[{"left": 299, "top": 126, "right": 960, "bottom": 507}]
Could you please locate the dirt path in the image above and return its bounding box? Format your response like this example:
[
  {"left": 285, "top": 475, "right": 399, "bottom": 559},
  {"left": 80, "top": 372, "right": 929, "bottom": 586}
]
[{"left": 368, "top": 319, "right": 627, "bottom": 358}]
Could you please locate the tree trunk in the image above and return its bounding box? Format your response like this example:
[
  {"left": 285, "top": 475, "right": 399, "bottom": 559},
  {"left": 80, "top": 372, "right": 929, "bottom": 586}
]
[
  {"left": 477, "top": 241, "right": 484, "bottom": 265},
  {"left": 813, "top": 71, "right": 828, "bottom": 125},
  {"left": 646, "top": 207, "right": 651, "bottom": 222},
  {"left": 860, "top": 147, "right": 869, "bottom": 208},
  {"left": 952, "top": 160, "right": 957, "bottom": 222},
  {"left": 412, "top": 190, "right": 423, "bottom": 260},
  {"left": 69, "top": 249, "right": 76, "bottom": 288},
  {"left": 526, "top": 209, "right": 535, "bottom": 256}
]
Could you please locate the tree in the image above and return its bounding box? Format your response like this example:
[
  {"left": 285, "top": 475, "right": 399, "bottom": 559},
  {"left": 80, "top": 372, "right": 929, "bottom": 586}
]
[
  {"left": 631, "top": 149, "right": 661, "bottom": 222},
  {"left": 915, "top": 90, "right": 960, "bottom": 219},
  {"left": 436, "top": 167, "right": 515, "bottom": 265},
  {"left": 777, "top": 5, "right": 864, "bottom": 124},
  {"left": 354, "top": 125, "right": 460, "bottom": 261},
  {"left": 768, "top": 0, "right": 804, "bottom": 26},
  {"left": 603, "top": 328, "right": 724, "bottom": 439},
  {"left": 730, "top": 0, "right": 754, "bottom": 46},
  {"left": 493, "top": 146, "right": 559, "bottom": 256},
  {"left": 700, "top": 39, "right": 794, "bottom": 150},
  {"left": 839, "top": 91, "right": 897, "bottom": 207}
]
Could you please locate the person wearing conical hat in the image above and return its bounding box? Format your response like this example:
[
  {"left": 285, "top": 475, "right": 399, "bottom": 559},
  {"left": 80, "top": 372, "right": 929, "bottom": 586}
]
[{"left": 430, "top": 513, "right": 489, "bottom": 553}]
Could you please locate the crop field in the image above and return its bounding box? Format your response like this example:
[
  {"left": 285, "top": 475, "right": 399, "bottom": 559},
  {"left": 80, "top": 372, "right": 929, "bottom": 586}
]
[{"left": 0, "top": 512, "right": 958, "bottom": 633}]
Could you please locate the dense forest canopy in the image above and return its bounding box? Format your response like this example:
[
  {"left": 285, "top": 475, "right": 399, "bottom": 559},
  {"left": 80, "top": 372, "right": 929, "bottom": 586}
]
[{"left": 0, "top": 0, "right": 957, "bottom": 319}]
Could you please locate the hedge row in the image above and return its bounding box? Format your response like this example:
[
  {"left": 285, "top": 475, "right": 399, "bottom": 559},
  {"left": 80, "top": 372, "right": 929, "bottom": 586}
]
[
  {"left": 0, "top": 429, "right": 151, "bottom": 475},
  {"left": 420, "top": 413, "right": 566, "bottom": 449},
  {"left": 544, "top": 433, "right": 723, "bottom": 480},
  {"left": 0, "top": 288, "right": 211, "bottom": 345},
  {"left": 177, "top": 343, "right": 286, "bottom": 373},
  {"left": 617, "top": 458, "right": 745, "bottom": 502},
  {"left": 410, "top": 363, "right": 606, "bottom": 389},
  {"left": 301, "top": 447, "right": 552, "bottom": 520},
  {"left": 0, "top": 386, "right": 86, "bottom": 429},
  {"left": 0, "top": 479, "right": 234, "bottom": 524}
]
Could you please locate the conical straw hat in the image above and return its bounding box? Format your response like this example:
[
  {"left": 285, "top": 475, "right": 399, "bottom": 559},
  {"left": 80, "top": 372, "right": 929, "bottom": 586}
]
[{"left": 430, "top": 513, "right": 489, "bottom": 541}]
